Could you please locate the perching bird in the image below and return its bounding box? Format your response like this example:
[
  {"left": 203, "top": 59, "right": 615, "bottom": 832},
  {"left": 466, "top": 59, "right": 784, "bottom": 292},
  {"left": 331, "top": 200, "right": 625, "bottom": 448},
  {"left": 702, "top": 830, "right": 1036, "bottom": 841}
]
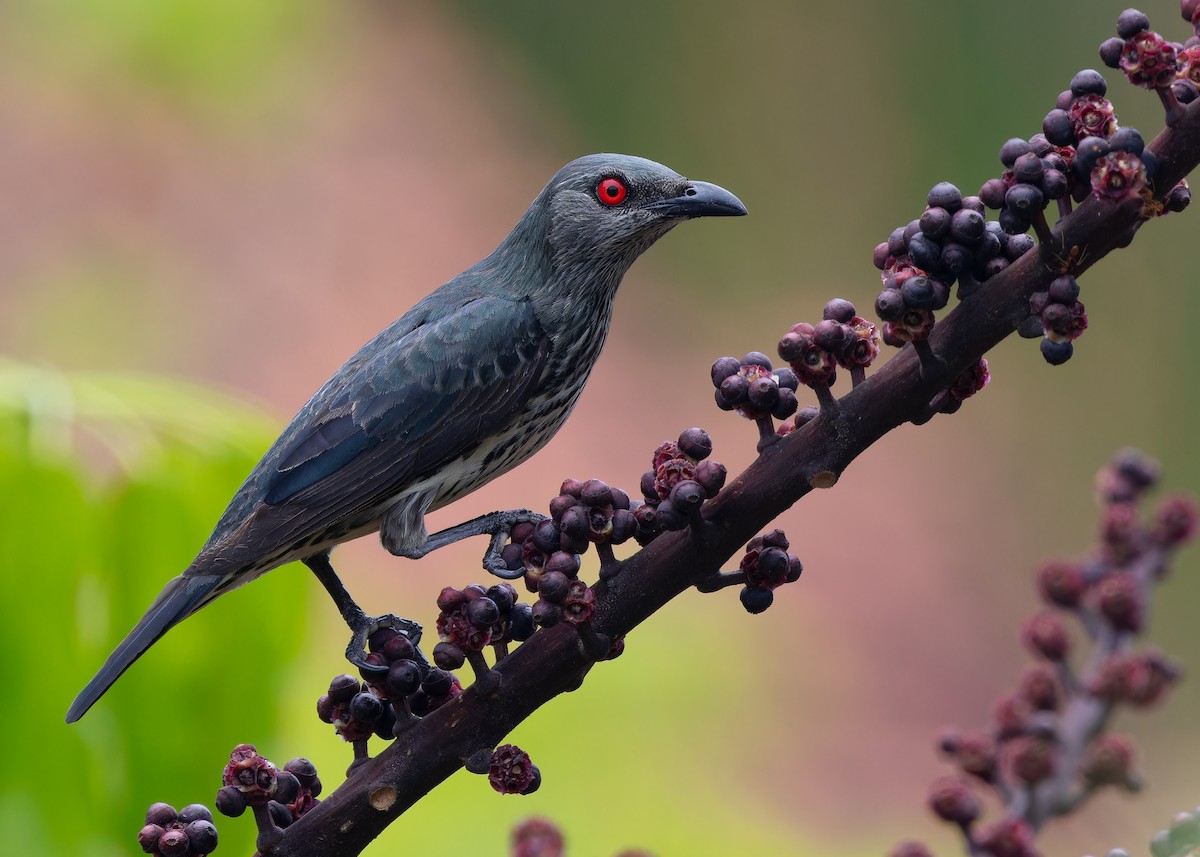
[{"left": 67, "top": 153, "right": 746, "bottom": 723}]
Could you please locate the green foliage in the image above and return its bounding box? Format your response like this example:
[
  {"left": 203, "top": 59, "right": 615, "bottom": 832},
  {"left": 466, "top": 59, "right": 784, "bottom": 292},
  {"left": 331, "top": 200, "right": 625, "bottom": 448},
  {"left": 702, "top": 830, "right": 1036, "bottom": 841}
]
[
  {"left": 0, "top": 359, "right": 305, "bottom": 857},
  {"left": 3, "top": 0, "right": 328, "bottom": 119}
]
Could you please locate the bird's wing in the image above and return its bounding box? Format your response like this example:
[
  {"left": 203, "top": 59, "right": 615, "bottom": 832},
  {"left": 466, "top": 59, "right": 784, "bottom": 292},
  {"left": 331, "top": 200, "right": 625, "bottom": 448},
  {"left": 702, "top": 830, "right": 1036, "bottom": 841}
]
[{"left": 192, "top": 294, "right": 549, "bottom": 574}]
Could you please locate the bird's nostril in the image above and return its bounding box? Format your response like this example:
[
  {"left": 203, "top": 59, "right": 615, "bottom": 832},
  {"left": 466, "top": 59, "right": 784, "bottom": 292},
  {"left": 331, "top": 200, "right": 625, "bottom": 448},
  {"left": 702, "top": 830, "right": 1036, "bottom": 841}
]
[{"left": 684, "top": 187, "right": 698, "bottom": 196}]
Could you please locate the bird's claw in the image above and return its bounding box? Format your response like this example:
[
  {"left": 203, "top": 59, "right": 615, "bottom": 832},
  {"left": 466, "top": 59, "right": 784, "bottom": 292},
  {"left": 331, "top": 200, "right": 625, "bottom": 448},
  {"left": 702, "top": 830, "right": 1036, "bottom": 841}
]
[
  {"left": 482, "top": 510, "right": 549, "bottom": 580},
  {"left": 345, "top": 613, "right": 428, "bottom": 677}
]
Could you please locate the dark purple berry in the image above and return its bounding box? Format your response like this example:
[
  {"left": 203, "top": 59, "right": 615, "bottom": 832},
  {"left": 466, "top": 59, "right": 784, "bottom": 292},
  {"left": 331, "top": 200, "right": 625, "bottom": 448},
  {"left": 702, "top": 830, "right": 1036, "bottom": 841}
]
[
  {"left": 145, "top": 803, "right": 178, "bottom": 826},
  {"left": 382, "top": 633, "right": 416, "bottom": 662},
  {"left": 773, "top": 387, "right": 799, "bottom": 420},
  {"left": 1040, "top": 338, "right": 1074, "bottom": 365},
  {"left": 610, "top": 507, "right": 637, "bottom": 541},
  {"left": 678, "top": 427, "right": 712, "bottom": 460},
  {"left": 274, "top": 771, "right": 301, "bottom": 805},
  {"left": 328, "top": 674, "right": 360, "bottom": 704},
  {"left": 813, "top": 319, "right": 851, "bottom": 352},
  {"left": 537, "top": 571, "right": 571, "bottom": 603},
  {"left": 873, "top": 242, "right": 890, "bottom": 269},
  {"left": 979, "top": 178, "right": 1009, "bottom": 210},
  {"left": 215, "top": 786, "right": 247, "bottom": 818},
  {"left": 509, "top": 602, "right": 535, "bottom": 640},
  {"left": 531, "top": 600, "right": 562, "bottom": 628},
  {"left": 907, "top": 233, "right": 942, "bottom": 271},
  {"left": 710, "top": 357, "right": 740, "bottom": 385},
  {"left": 1109, "top": 126, "right": 1144, "bottom": 155},
  {"left": 927, "top": 181, "right": 963, "bottom": 212},
  {"left": 900, "top": 276, "right": 936, "bottom": 309},
  {"left": 961, "top": 195, "right": 985, "bottom": 214},
  {"left": 545, "top": 550, "right": 580, "bottom": 576},
  {"left": 1005, "top": 233, "right": 1036, "bottom": 260},
  {"left": 580, "top": 478, "right": 612, "bottom": 508},
  {"left": 887, "top": 226, "right": 908, "bottom": 256},
  {"left": 999, "top": 138, "right": 1032, "bottom": 167},
  {"left": 1048, "top": 275, "right": 1080, "bottom": 304},
  {"left": 740, "top": 586, "right": 774, "bottom": 614},
  {"left": 822, "top": 298, "right": 856, "bottom": 322},
  {"left": 694, "top": 460, "right": 727, "bottom": 497},
  {"left": 386, "top": 659, "right": 422, "bottom": 696},
  {"left": 669, "top": 480, "right": 705, "bottom": 514},
  {"left": 350, "top": 691, "right": 383, "bottom": 723},
  {"left": 719, "top": 372, "right": 749, "bottom": 404},
  {"left": 159, "top": 829, "right": 190, "bottom": 857},
  {"left": 1042, "top": 168, "right": 1068, "bottom": 200},
  {"left": 919, "top": 206, "right": 952, "bottom": 240},
  {"left": 1012, "top": 152, "right": 1045, "bottom": 185},
  {"left": 773, "top": 367, "right": 799, "bottom": 391},
  {"left": 941, "top": 242, "right": 973, "bottom": 274},
  {"left": 903, "top": 218, "right": 922, "bottom": 243},
  {"left": 742, "top": 351, "right": 773, "bottom": 370},
  {"left": 1070, "top": 68, "right": 1108, "bottom": 97},
  {"left": 654, "top": 500, "right": 688, "bottom": 531},
  {"left": 433, "top": 641, "right": 466, "bottom": 670},
  {"left": 1099, "top": 37, "right": 1125, "bottom": 68},
  {"left": 998, "top": 206, "right": 1031, "bottom": 236},
  {"left": 468, "top": 595, "right": 501, "bottom": 628},
  {"left": 179, "top": 804, "right": 213, "bottom": 824},
  {"left": 747, "top": 376, "right": 780, "bottom": 410},
  {"left": 1005, "top": 183, "right": 1045, "bottom": 216},
  {"left": 486, "top": 584, "right": 516, "bottom": 614},
  {"left": 531, "top": 520, "right": 561, "bottom": 554},
  {"left": 1075, "top": 136, "right": 1111, "bottom": 175},
  {"left": 1116, "top": 8, "right": 1150, "bottom": 39},
  {"left": 422, "top": 667, "right": 454, "bottom": 696},
  {"left": 875, "top": 288, "right": 906, "bottom": 322},
  {"left": 949, "top": 208, "right": 986, "bottom": 244}
]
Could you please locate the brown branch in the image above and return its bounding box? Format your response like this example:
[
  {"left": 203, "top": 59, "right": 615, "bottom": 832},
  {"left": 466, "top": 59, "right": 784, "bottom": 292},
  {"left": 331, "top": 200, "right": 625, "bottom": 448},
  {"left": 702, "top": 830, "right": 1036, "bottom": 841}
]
[{"left": 256, "top": 96, "right": 1200, "bottom": 857}]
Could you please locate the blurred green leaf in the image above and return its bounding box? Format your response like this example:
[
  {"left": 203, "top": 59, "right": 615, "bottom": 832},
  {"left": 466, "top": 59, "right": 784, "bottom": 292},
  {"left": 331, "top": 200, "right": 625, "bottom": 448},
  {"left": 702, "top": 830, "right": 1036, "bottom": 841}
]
[{"left": 0, "top": 359, "right": 304, "bottom": 856}]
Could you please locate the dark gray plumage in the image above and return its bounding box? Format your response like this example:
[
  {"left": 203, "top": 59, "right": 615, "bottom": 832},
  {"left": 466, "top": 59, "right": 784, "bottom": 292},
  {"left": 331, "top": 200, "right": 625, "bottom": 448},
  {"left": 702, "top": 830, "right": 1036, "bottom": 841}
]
[{"left": 67, "top": 153, "right": 745, "bottom": 723}]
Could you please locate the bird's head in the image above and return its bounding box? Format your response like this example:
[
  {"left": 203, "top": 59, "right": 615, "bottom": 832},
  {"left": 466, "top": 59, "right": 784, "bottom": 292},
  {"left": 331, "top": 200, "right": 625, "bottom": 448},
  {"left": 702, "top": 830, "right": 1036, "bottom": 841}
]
[{"left": 533, "top": 153, "right": 747, "bottom": 271}]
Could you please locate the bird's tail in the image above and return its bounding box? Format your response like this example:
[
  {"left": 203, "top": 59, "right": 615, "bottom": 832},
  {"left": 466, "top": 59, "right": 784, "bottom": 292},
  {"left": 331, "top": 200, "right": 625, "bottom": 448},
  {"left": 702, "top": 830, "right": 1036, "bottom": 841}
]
[{"left": 65, "top": 573, "right": 223, "bottom": 723}]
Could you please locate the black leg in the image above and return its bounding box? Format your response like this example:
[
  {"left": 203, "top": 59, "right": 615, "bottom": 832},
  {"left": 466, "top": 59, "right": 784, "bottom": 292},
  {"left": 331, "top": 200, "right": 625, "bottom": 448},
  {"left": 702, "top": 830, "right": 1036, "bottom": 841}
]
[
  {"left": 302, "top": 552, "right": 427, "bottom": 675},
  {"left": 404, "top": 509, "right": 548, "bottom": 579}
]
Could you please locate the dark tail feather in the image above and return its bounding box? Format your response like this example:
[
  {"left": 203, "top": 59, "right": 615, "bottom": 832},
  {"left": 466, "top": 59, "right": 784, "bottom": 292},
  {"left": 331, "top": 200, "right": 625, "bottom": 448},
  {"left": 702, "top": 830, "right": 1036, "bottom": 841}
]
[{"left": 66, "top": 574, "right": 223, "bottom": 723}]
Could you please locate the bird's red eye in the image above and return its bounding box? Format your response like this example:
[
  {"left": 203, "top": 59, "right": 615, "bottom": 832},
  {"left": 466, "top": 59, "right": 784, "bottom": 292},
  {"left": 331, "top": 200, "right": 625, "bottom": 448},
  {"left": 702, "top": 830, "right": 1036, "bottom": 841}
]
[{"left": 597, "top": 177, "right": 627, "bottom": 206}]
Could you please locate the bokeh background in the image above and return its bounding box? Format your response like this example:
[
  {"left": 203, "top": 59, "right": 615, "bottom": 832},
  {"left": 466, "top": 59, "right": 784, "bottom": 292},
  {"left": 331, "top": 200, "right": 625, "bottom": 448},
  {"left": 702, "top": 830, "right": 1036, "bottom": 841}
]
[{"left": 2, "top": 1, "right": 1197, "bottom": 855}]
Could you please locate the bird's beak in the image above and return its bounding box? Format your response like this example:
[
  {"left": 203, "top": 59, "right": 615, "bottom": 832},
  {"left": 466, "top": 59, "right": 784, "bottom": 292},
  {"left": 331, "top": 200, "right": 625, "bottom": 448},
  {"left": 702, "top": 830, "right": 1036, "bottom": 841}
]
[{"left": 642, "top": 180, "right": 748, "bottom": 218}]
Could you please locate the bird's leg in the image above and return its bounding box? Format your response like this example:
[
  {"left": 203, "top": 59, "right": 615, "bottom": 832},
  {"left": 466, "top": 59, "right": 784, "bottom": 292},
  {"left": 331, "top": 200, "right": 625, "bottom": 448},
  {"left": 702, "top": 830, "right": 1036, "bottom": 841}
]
[
  {"left": 301, "top": 552, "right": 427, "bottom": 677},
  {"left": 390, "top": 508, "right": 549, "bottom": 580}
]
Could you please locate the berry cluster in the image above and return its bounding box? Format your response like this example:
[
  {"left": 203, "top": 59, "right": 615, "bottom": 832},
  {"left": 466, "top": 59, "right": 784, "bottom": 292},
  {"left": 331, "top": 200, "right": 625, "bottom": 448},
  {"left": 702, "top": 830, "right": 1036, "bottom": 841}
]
[
  {"left": 215, "top": 745, "right": 318, "bottom": 849},
  {"left": 711, "top": 352, "right": 800, "bottom": 425},
  {"left": 1029, "top": 274, "right": 1088, "bottom": 364},
  {"left": 138, "top": 803, "right": 218, "bottom": 857},
  {"left": 873, "top": 189, "right": 1019, "bottom": 351},
  {"left": 778, "top": 298, "right": 881, "bottom": 384},
  {"left": 695, "top": 528, "right": 803, "bottom": 614},
  {"left": 891, "top": 450, "right": 1196, "bottom": 857},
  {"left": 501, "top": 478, "right": 644, "bottom": 585},
  {"left": 488, "top": 744, "right": 541, "bottom": 795},
  {"left": 1099, "top": 6, "right": 1200, "bottom": 124},
  {"left": 433, "top": 583, "right": 531, "bottom": 674},
  {"left": 317, "top": 662, "right": 461, "bottom": 770},
  {"left": 636, "top": 429, "right": 726, "bottom": 536},
  {"left": 980, "top": 133, "right": 1074, "bottom": 239},
  {"left": 734, "top": 530, "right": 803, "bottom": 614}
]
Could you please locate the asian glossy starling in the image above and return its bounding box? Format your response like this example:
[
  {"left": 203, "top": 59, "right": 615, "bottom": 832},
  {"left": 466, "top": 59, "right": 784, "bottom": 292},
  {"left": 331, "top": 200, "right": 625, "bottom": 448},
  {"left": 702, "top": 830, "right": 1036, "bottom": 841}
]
[{"left": 67, "top": 153, "right": 746, "bottom": 722}]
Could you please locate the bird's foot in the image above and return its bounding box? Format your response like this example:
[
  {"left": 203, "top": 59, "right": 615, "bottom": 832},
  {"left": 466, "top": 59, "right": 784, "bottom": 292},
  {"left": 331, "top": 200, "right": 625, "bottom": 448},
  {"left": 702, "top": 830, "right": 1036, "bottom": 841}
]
[
  {"left": 344, "top": 613, "right": 427, "bottom": 678},
  {"left": 412, "top": 509, "right": 549, "bottom": 580}
]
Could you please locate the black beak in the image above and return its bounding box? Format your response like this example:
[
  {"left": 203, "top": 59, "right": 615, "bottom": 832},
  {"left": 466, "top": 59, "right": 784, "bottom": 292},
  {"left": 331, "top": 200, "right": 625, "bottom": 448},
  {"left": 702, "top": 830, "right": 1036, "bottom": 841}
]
[{"left": 642, "top": 180, "right": 747, "bottom": 218}]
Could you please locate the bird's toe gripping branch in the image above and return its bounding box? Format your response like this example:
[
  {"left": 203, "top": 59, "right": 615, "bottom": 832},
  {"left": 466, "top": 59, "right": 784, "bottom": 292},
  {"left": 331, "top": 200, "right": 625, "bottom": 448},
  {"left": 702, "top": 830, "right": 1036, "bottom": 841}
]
[
  {"left": 410, "top": 509, "right": 551, "bottom": 580},
  {"left": 302, "top": 553, "right": 427, "bottom": 678}
]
